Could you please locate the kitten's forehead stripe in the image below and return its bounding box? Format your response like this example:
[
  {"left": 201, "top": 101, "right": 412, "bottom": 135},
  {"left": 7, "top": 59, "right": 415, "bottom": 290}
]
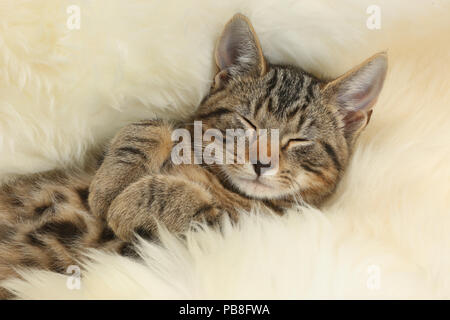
[
  {"left": 261, "top": 67, "right": 318, "bottom": 121},
  {"left": 262, "top": 69, "right": 281, "bottom": 110},
  {"left": 296, "top": 113, "right": 307, "bottom": 132},
  {"left": 254, "top": 95, "right": 267, "bottom": 118},
  {"left": 266, "top": 69, "right": 279, "bottom": 95},
  {"left": 321, "top": 142, "right": 341, "bottom": 171},
  {"left": 266, "top": 96, "right": 274, "bottom": 113},
  {"left": 198, "top": 107, "right": 232, "bottom": 120},
  {"left": 285, "top": 102, "right": 301, "bottom": 119}
]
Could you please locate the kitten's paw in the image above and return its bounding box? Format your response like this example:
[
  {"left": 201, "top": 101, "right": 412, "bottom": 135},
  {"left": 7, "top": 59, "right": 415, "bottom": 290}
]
[
  {"left": 191, "top": 205, "right": 223, "bottom": 227},
  {"left": 106, "top": 174, "right": 224, "bottom": 242}
]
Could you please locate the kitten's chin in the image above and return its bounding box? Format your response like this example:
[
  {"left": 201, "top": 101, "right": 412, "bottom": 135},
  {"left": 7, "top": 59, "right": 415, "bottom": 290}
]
[{"left": 231, "top": 176, "right": 288, "bottom": 199}]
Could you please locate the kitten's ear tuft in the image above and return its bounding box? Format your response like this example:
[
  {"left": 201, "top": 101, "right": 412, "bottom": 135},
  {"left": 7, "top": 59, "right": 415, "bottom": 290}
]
[
  {"left": 323, "top": 52, "right": 388, "bottom": 140},
  {"left": 215, "top": 13, "right": 266, "bottom": 80}
]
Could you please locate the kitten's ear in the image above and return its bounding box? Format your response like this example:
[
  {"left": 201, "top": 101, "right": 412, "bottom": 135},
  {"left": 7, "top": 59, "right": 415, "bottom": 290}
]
[
  {"left": 214, "top": 13, "right": 266, "bottom": 84},
  {"left": 322, "top": 52, "right": 388, "bottom": 140}
]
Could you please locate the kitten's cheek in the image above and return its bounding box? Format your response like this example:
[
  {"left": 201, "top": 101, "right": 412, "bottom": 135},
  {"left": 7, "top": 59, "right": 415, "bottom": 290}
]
[
  {"left": 294, "top": 172, "right": 312, "bottom": 189},
  {"left": 236, "top": 164, "right": 256, "bottom": 180},
  {"left": 245, "top": 163, "right": 256, "bottom": 175}
]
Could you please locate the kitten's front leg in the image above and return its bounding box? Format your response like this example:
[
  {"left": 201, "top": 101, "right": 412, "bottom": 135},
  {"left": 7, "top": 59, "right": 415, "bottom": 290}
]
[
  {"left": 107, "top": 174, "right": 222, "bottom": 241},
  {"left": 89, "top": 120, "right": 174, "bottom": 219}
]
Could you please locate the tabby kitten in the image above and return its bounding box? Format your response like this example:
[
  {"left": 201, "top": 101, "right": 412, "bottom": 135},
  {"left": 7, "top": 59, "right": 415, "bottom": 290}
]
[
  {"left": 88, "top": 13, "right": 387, "bottom": 240},
  {"left": 0, "top": 14, "right": 387, "bottom": 298}
]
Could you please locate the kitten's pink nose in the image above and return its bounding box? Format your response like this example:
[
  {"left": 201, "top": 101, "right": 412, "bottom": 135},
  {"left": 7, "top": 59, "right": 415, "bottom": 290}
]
[{"left": 253, "top": 161, "right": 272, "bottom": 177}]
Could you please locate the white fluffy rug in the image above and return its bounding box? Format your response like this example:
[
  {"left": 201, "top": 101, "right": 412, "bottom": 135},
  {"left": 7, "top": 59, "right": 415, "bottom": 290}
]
[{"left": 1, "top": 0, "right": 450, "bottom": 299}]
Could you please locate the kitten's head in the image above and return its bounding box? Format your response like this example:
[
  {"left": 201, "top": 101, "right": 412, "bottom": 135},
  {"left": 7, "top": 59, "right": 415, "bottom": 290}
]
[{"left": 194, "top": 14, "right": 387, "bottom": 206}]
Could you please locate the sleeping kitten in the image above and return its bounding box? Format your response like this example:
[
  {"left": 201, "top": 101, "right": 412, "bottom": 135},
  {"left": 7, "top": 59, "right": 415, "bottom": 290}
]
[
  {"left": 0, "top": 14, "right": 387, "bottom": 298},
  {"left": 89, "top": 13, "right": 387, "bottom": 240}
]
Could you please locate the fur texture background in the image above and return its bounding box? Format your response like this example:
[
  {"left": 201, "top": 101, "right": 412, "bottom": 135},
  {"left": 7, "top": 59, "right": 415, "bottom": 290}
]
[{"left": 1, "top": 0, "right": 450, "bottom": 299}]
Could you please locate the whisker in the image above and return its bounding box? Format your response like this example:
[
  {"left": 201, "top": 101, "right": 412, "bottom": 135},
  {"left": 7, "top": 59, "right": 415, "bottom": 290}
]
[{"left": 288, "top": 180, "right": 306, "bottom": 210}]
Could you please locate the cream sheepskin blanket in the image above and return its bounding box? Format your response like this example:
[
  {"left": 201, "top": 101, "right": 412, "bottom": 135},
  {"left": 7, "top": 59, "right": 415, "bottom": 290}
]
[{"left": 1, "top": 0, "right": 449, "bottom": 299}]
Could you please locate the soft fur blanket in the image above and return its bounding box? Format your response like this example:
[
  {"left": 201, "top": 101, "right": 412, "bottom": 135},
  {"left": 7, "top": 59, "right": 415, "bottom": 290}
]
[{"left": 1, "top": 0, "right": 449, "bottom": 299}]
